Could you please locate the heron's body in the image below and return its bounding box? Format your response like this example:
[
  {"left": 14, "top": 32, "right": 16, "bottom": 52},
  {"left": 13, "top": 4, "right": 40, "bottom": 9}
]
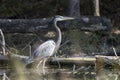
[
  {"left": 25, "top": 16, "right": 74, "bottom": 74},
  {"left": 31, "top": 40, "right": 56, "bottom": 60}
]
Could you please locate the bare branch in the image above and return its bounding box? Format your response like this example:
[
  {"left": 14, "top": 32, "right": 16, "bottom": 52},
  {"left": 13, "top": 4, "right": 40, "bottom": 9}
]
[{"left": 0, "top": 29, "right": 6, "bottom": 55}]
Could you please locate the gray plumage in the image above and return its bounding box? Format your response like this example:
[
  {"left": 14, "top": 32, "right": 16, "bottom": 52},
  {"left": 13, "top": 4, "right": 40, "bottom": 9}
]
[{"left": 25, "top": 16, "right": 74, "bottom": 65}]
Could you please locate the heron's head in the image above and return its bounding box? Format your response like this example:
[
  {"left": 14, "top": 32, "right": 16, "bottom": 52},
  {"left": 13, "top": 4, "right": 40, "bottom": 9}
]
[{"left": 54, "top": 15, "right": 74, "bottom": 21}]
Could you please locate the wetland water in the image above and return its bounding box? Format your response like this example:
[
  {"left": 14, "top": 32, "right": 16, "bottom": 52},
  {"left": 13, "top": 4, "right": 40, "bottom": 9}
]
[{"left": 0, "top": 66, "right": 119, "bottom": 80}]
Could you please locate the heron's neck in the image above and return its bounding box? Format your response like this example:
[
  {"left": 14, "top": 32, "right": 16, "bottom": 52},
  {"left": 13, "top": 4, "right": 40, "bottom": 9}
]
[{"left": 54, "top": 20, "right": 61, "bottom": 50}]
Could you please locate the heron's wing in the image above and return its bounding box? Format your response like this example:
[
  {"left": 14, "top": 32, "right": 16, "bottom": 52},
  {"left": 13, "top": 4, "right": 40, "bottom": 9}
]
[{"left": 32, "top": 40, "right": 56, "bottom": 59}]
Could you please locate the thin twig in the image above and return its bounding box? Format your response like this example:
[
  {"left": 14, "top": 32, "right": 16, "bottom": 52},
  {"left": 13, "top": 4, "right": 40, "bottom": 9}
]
[
  {"left": 0, "top": 29, "right": 6, "bottom": 55},
  {"left": 60, "top": 40, "right": 70, "bottom": 48},
  {"left": 0, "top": 41, "right": 29, "bottom": 59},
  {"left": 112, "top": 47, "right": 118, "bottom": 57},
  {"left": 21, "top": 38, "right": 35, "bottom": 51}
]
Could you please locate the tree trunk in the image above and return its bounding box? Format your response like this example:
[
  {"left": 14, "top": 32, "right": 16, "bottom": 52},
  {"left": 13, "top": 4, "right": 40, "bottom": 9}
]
[{"left": 93, "top": 0, "right": 100, "bottom": 16}]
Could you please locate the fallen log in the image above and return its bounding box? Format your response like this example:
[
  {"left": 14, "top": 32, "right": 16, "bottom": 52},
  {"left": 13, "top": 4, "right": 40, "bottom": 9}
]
[
  {"left": 50, "top": 57, "right": 96, "bottom": 64},
  {"left": 0, "top": 16, "right": 112, "bottom": 33},
  {"left": 49, "top": 56, "right": 119, "bottom": 65}
]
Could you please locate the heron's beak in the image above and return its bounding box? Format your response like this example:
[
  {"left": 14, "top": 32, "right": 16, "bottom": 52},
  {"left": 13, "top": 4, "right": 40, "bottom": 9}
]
[{"left": 63, "top": 17, "right": 74, "bottom": 20}]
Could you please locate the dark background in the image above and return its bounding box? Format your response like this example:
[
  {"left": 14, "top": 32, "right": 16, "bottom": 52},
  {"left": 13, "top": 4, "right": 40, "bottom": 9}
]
[{"left": 0, "top": 0, "right": 119, "bottom": 28}]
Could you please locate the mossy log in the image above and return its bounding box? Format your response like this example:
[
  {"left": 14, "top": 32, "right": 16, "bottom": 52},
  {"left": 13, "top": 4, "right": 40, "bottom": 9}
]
[{"left": 0, "top": 16, "right": 111, "bottom": 33}]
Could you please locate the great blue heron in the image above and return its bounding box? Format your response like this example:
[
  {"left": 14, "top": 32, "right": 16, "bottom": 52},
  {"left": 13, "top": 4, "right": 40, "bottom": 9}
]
[{"left": 25, "top": 16, "right": 74, "bottom": 74}]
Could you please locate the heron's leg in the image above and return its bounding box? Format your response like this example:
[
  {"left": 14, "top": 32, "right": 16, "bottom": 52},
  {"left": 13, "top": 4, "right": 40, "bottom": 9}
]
[
  {"left": 54, "top": 55, "right": 61, "bottom": 69},
  {"left": 36, "top": 60, "right": 43, "bottom": 69},
  {"left": 72, "top": 64, "right": 76, "bottom": 74},
  {"left": 36, "top": 60, "right": 43, "bottom": 75},
  {"left": 57, "top": 60, "right": 61, "bottom": 69},
  {"left": 42, "top": 58, "right": 47, "bottom": 75},
  {"left": 3, "top": 72, "right": 10, "bottom": 80}
]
